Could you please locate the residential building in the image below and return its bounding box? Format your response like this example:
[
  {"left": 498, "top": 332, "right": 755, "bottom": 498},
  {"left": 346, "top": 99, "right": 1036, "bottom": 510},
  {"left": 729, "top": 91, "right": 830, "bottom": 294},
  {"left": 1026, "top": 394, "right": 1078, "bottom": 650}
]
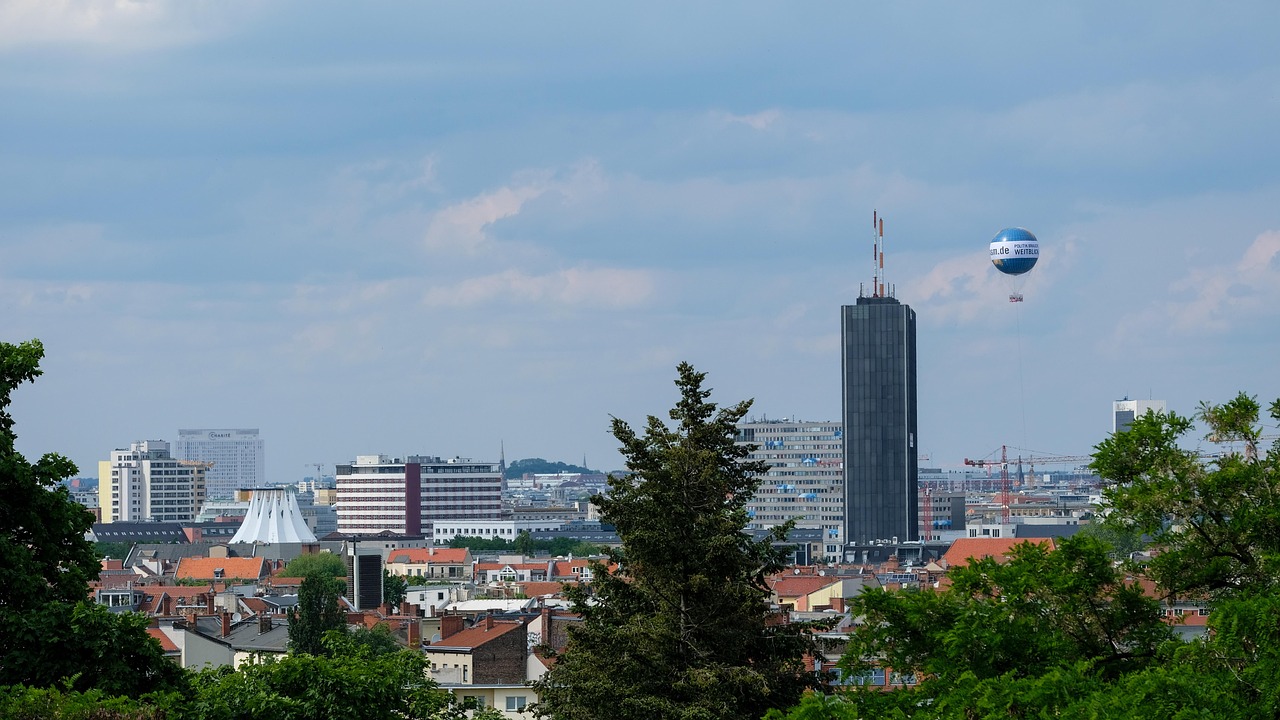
[
  {"left": 334, "top": 455, "right": 502, "bottom": 537},
  {"left": 737, "top": 419, "right": 844, "bottom": 560},
  {"left": 841, "top": 294, "right": 918, "bottom": 546},
  {"left": 1112, "top": 398, "right": 1166, "bottom": 433},
  {"left": 386, "top": 547, "right": 474, "bottom": 580},
  {"left": 174, "top": 428, "right": 264, "bottom": 501},
  {"left": 97, "top": 441, "right": 208, "bottom": 524},
  {"left": 430, "top": 517, "right": 565, "bottom": 545}
]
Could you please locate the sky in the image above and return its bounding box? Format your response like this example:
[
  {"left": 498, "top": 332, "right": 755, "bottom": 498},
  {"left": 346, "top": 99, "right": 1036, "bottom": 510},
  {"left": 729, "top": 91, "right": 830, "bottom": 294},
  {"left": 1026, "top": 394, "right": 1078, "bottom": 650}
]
[{"left": 4, "top": 1, "right": 1279, "bottom": 482}]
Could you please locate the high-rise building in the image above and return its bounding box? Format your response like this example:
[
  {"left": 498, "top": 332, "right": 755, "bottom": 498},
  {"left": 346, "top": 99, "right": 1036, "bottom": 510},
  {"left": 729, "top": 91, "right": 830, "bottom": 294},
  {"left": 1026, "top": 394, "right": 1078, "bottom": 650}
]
[
  {"left": 334, "top": 455, "right": 502, "bottom": 538},
  {"left": 1112, "top": 398, "right": 1166, "bottom": 433},
  {"left": 736, "top": 419, "right": 845, "bottom": 561},
  {"left": 97, "top": 440, "right": 207, "bottom": 523},
  {"left": 841, "top": 295, "right": 918, "bottom": 546},
  {"left": 174, "top": 429, "right": 265, "bottom": 501}
]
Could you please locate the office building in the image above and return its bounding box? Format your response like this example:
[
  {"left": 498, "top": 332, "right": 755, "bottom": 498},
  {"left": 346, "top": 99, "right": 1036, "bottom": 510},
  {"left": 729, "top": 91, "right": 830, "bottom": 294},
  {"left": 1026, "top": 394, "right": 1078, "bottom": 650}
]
[
  {"left": 335, "top": 455, "right": 502, "bottom": 538},
  {"left": 97, "top": 440, "right": 208, "bottom": 523},
  {"left": 1112, "top": 398, "right": 1166, "bottom": 433},
  {"left": 736, "top": 419, "right": 845, "bottom": 561},
  {"left": 841, "top": 295, "right": 918, "bottom": 546},
  {"left": 174, "top": 428, "right": 265, "bottom": 500}
]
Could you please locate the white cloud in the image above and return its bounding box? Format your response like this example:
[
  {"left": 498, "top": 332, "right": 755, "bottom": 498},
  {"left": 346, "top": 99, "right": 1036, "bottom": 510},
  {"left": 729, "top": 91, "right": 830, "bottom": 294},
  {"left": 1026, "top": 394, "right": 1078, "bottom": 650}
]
[
  {"left": 1164, "top": 230, "right": 1280, "bottom": 333},
  {"left": 0, "top": 0, "right": 227, "bottom": 50},
  {"left": 718, "top": 109, "right": 782, "bottom": 131},
  {"left": 422, "top": 266, "right": 654, "bottom": 309},
  {"left": 422, "top": 182, "right": 548, "bottom": 256}
]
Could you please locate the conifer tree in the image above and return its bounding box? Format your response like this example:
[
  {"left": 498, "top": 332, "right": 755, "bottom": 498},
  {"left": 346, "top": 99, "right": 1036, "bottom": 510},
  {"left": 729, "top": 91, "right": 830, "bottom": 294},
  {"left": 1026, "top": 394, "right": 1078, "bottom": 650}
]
[{"left": 533, "top": 363, "right": 821, "bottom": 720}]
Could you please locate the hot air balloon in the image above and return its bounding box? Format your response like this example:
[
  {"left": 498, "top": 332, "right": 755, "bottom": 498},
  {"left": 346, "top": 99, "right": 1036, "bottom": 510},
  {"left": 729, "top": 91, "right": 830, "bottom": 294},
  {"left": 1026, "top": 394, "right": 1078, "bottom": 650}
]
[{"left": 989, "top": 227, "right": 1039, "bottom": 302}]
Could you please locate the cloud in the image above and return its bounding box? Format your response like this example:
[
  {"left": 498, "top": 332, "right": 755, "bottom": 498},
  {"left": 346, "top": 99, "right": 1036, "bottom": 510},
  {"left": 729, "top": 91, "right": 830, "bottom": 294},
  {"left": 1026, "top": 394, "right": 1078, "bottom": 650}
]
[
  {"left": 1164, "top": 230, "right": 1280, "bottom": 333},
  {"left": 0, "top": 0, "right": 224, "bottom": 50},
  {"left": 422, "top": 266, "right": 655, "bottom": 309},
  {"left": 422, "top": 181, "right": 548, "bottom": 256},
  {"left": 718, "top": 109, "right": 782, "bottom": 131}
]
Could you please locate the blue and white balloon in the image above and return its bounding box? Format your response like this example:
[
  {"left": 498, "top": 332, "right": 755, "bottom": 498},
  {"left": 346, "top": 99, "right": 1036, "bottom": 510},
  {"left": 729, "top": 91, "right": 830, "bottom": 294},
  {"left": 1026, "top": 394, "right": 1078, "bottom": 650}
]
[{"left": 989, "top": 227, "right": 1039, "bottom": 276}]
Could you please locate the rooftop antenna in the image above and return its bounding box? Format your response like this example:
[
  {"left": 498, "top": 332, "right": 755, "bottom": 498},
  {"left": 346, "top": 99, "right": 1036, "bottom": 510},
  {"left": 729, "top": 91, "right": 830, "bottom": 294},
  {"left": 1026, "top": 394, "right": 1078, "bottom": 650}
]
[{"left": 868, "top": 210, "right": 890, "bottom": 298}]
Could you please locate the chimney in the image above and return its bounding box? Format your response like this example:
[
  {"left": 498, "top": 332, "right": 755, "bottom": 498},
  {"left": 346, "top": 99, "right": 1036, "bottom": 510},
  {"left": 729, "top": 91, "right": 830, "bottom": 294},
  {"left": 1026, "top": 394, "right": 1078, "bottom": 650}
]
[
  {"left": 440, "top": 612, "right": 464, "bottom": 640},
  {"left": 259, "top": 613, "right": 273, "bottom": 634},
  {"left": 541, "top": 604, "right": 551, "bottom": 637},
  {"left": 185, "top": 610, "right": 198, "bottom": 629},
  {"left": 221, "top": 611, "right": 232, "bottom": 638},
  {"left": 484, "top": 614, "right": 494, "bottom": 631},
  {"left": 407, "top": 620, "right": 421, "bottom": 648},
  {"left": 160, "top": 594, "right": 172, "bottom": 617},
  {"left": 205, "top": 592, "right": 215, "bottom": 615}
]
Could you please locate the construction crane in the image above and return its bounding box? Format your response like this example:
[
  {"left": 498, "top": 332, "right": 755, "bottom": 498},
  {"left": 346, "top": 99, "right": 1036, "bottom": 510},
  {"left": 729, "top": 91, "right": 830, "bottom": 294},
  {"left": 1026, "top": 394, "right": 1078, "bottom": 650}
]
[{"left": 964, "top": 446, "right": 1017, "bottom": 522}]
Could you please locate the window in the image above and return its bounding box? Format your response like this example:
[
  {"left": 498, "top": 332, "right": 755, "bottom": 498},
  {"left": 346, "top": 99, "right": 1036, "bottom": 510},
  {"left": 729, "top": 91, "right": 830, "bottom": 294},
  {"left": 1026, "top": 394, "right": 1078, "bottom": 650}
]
[{"left": 506, "top": 696, "right": 528, "bottom": 711}]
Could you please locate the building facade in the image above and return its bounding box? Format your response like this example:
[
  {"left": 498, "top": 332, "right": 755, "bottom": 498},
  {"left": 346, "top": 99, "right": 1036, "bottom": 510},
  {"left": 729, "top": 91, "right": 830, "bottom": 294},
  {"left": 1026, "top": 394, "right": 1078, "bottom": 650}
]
[
  {"left": 335, "top": 455, "right": 502, "bottom": 538},
  {"left": 736, "top": 419, "right": 845, "bottom": 560},
  {"left": 1112, "top": 399, "right": 1166, "bottom": 433},
  {"left": 174, "top": 428, "right": 265, "bottom": 500},
  {"left": 97, "top": 440, "right": 208, "bottom": 523},
  {"left": 841, "top": 295, "right": 918, "bottom": 546}
]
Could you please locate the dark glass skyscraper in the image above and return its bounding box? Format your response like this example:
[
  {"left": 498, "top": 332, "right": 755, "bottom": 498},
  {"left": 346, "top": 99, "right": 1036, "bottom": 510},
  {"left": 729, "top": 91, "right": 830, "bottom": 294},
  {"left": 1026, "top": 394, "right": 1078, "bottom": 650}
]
[{"left": 841, "top": 296, "right": 918, "bottom": 545}]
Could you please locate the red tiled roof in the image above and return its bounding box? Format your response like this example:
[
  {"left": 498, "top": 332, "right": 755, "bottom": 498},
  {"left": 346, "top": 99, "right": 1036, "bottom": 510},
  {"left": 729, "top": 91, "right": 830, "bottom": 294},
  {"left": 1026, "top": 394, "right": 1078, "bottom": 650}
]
[
  {"left": 768, "top": 575, "right": 840, "bottom": 599},
  {"left": 428, "top": 620, "right": 523, "bottom": 650},
  {"left": 146, "top": 628, "right": 179, "bottom": 653},
  {"left": 387, "top": 548, "right": 471, "bottom": 564},
  {"left": 175, "top": 556, "right": 268, "bottom": 581},
  {"left": 941, "top": 538, "right": 1056, "bottom": 569},
  {"left": 518, "top": 581, "right": 570, "bottom": 597}
]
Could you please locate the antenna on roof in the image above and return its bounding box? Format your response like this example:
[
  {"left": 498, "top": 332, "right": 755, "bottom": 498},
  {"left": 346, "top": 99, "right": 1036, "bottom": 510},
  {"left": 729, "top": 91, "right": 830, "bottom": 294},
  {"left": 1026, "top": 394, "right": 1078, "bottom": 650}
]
[{"left": 865, "top": 210, "right": 891, "bottom": 299}]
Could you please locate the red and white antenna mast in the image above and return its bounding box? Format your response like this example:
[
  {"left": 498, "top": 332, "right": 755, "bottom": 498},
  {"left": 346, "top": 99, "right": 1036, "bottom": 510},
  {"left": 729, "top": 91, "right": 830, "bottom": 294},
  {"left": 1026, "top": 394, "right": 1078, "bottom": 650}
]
[{"left": 870, "top": 210, "right": 890, "bottom": 298}]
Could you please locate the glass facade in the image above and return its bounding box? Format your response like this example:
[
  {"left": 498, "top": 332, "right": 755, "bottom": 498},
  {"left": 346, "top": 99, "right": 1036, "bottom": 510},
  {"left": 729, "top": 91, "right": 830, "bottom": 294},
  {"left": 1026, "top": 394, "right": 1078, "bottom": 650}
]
[{"left": 841, "top": 296, "right": 918, "bottom": 545}]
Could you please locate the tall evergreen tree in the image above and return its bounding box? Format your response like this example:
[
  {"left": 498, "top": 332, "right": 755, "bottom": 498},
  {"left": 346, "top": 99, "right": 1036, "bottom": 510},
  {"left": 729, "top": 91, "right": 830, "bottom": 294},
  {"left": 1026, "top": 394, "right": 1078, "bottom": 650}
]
[{"left": 533, "top": 363, "right": 821, "bottom": 720}]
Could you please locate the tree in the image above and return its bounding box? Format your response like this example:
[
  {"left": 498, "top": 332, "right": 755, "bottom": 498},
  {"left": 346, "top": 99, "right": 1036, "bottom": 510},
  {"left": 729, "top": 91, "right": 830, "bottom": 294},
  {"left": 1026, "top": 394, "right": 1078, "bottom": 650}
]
[
  {"left": 771, "top": 392, "right": 1280, "bottom": 719},
  {"left": 282, "top": 551, "right": 347, "bottom": 579},
  {"left": 288, "top": 573, "right": 346, "bottom": 655},
  {"left": 383, "top": 570, "right": 408, "bottom": 610},
  {"left": 533, "top": 363, "right": 822, "bottom": 720},
  {"left": 0, "top": 339, "right": 185, "bottom": 696}
]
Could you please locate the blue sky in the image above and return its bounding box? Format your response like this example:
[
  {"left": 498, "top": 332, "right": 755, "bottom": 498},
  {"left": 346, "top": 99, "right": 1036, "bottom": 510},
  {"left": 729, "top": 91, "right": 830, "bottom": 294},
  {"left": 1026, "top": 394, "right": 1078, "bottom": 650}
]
[{"left": 4, "top": 1, "right": 1279, "bottom": 481}]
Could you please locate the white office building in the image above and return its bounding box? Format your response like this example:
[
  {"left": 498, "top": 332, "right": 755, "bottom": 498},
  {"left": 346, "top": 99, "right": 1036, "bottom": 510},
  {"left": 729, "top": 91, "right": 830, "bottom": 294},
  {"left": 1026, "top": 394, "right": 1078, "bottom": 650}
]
[
  {"left": 1113, "top": 399, "right": 1166, "bottom": 433},
  {"left": 97, "top": 440, "right": 208, "bottom": 523},
  {"left": 335, "top": 455, "right": 503, "bottom": 538},
  {"left": 736, "top": 419, "right": 845, "bottom": 561},
  {"left": 175, "top": 428, "right": 265, "bottom": 500}
]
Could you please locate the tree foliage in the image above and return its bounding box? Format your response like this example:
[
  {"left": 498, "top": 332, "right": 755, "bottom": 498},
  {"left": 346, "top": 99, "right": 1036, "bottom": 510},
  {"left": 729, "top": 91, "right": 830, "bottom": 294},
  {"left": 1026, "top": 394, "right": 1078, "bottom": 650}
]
[
  {"left": 287, "top": 573, "right": 346, "bottom": 655},
  {"left": 0, "top": 339, "right": 184, "bottom": 696},
  {"left": 383, "top": 570, "right": 409, "bottom": 610},
  {"left": 282, "top": 551, "right": 347, "bottom": 580},
  {"left": 772, "top": 392, "right": 1280, "bottom": 719},
  {"left": 505, "top": 457, "right": 597, "bottom": 480},
  {"left": 446, "top": 533, "right": 604, "bottom": 557},
  {"left": 533, "top": 363, "right": 822, "bottom": 720}
]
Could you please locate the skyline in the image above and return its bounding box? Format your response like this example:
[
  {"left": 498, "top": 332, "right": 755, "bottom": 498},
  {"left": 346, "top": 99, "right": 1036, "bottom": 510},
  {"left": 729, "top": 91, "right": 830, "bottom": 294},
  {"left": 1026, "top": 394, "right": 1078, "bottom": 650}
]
[{"left": 4, "top": 2, "right": 1279, "bottom": 482}]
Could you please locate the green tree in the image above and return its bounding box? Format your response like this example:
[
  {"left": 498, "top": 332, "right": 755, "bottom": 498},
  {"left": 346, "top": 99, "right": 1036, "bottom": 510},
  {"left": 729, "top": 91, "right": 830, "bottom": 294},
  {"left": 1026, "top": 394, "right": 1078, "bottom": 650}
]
[
  {"left": 187, "top": 649, "right": 500, "bottom": 720},
  {"left": 282, "top": 551, "right": 347, "bottom": 579},
  {"left": 288, "top": 573, "right": 346, "bottom": 655},
  {"left": 772, "top": 392, "right": 1280, "bottom": 720},
  {"left": 383, "top": 570, "right": 408, "bottom": 610},
  {"left": 533, "top": 363, "right": 822, "bottom": 720},
  {"left": 0, "top": 340, "right": 186, "bottom": 696}
]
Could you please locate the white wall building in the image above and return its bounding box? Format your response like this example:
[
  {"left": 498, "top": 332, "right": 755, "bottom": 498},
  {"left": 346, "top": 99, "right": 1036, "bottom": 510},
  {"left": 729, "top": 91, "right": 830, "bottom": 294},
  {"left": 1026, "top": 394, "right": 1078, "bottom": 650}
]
[
  {"left": 430, "top": 518, "right": 566, "bottom": 545},
  {"left": 736, "top": 419, "right": 845, "bottom": 561},
  {"left": 97, "top": 440, "right": 207, "bottom": 523},
  {"left": 174, "top": 428, "right": 265, "bottom": 501},
  {"left": 1112, "top": 399, "right": 1166, "bottom": 433},
  {"left": 335, "top": 455, "right": 502, "bottom": 538}
]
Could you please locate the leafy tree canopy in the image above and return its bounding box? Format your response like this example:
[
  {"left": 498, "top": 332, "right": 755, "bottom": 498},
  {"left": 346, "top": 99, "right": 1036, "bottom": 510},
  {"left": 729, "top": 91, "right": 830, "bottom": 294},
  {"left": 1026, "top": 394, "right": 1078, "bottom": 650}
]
[
  {"left": 533, "top": 363, "right": 822, "bottom": 720},
  {"left": 282, "top": 551, "right": 347, "bottom": 579},
  {"left": 0, "top": 339, "right": 184, "bottom": 696},
  {"left": 287, "top": 573, "right": 346, "bottom": 655},
  {"left": 772, "top": 392, "right": 1280, "bottom": 719},
  {"left": 447, "top": 534, "right": 604, "bottom": 557},
  {"left": 505, "top": 457, "right": 598, "bottom": 480}
]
